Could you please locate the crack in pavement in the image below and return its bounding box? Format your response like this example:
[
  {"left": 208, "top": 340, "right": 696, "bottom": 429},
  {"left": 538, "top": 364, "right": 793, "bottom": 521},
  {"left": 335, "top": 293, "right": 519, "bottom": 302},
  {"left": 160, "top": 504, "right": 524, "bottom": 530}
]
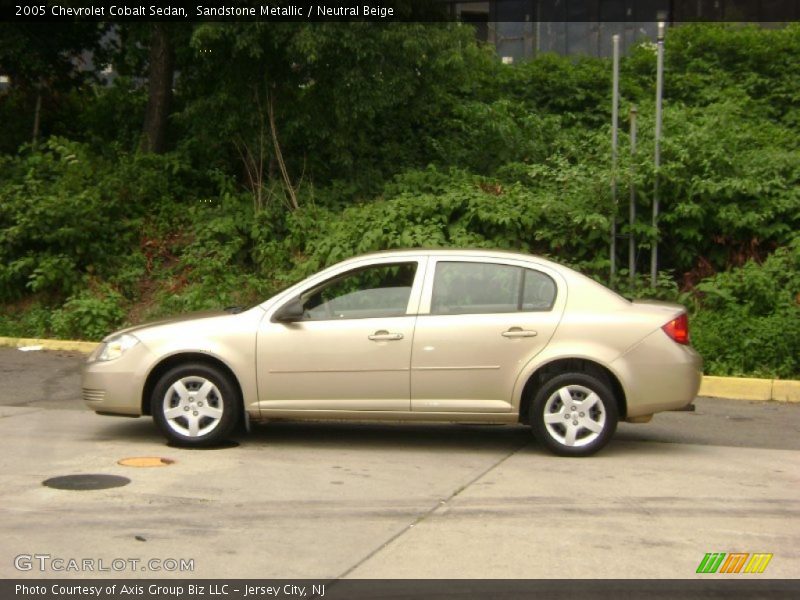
[
  {"left": 334, "top": 438, "right": 533, "bottom": 580},
  {"left": 0, "top": 407, "right": 43, "bottom": 419}
]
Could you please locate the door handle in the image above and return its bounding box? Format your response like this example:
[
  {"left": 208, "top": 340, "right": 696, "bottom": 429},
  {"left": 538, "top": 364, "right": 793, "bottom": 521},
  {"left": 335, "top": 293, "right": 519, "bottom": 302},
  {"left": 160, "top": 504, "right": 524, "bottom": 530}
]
[
  {"left": 502, "top": 327, "right": 538, "bottom": 338},
  {"left": 368, "top": 330, "right": 404, "bottom": 341}
]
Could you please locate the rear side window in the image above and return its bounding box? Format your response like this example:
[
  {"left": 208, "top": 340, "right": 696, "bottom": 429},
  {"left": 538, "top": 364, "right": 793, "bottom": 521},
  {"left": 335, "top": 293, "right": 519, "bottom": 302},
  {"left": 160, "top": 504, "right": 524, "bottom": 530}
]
[
  {"left": 522, "top": 268, "right": 557, "bottom": 311},
  {"left": 431, "top": 262, "right": 556, "bottom": 315}
]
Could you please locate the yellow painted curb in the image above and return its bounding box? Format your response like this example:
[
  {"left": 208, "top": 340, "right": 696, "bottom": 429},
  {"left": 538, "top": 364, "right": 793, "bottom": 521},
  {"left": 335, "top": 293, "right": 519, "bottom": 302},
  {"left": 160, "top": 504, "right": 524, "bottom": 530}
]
[
  {"left": 699, "top": 376, "right": 772, "bottom": 401},
  {"left": 0, "top": 336, "right": 98, "bottom": 354},
  {"left": 699, "top": 376, "right": 800, "bottom": 402},
  {"left": 772, "top": 380, "right": 800, "bottom": 403}
]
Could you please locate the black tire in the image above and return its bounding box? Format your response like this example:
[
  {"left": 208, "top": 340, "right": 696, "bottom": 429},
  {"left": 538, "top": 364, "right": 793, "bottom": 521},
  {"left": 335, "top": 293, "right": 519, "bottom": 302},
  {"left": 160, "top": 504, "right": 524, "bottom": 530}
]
[
  {"left": 530, "top": 372, "right": 618, "bottom": 457},
  {"left": 151, "top": 363, "right": 241, "bottom": 446}
]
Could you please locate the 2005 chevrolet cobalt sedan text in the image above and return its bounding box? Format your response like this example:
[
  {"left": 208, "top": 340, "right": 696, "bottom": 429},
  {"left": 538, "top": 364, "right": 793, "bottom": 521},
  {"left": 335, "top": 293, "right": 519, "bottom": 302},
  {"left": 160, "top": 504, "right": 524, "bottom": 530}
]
[{"left": 83, "top": 249, "right": 702, "bottom": 456}]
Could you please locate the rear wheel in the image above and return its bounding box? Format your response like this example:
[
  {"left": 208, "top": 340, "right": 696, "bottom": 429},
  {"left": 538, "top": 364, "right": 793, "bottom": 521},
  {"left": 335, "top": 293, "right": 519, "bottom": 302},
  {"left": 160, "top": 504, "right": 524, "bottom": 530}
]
[
  {"left": 151, "top": 363, "right": 240, "bottom": 446},
  {"left": 531, "top": 372, "right": 618, "bottom": 457}
]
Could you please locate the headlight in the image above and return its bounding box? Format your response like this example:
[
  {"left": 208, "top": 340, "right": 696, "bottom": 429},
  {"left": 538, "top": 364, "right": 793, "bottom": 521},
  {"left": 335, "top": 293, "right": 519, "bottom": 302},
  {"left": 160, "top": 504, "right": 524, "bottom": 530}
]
[{"left": 94, "top": 333, "right": 140, "bottom": 362}]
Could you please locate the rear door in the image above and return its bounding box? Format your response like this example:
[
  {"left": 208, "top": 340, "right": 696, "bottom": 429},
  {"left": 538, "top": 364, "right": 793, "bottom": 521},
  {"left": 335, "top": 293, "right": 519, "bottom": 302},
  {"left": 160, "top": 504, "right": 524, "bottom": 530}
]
[{"left": 410, "top": 257, "right": 565, "bottom": 413}]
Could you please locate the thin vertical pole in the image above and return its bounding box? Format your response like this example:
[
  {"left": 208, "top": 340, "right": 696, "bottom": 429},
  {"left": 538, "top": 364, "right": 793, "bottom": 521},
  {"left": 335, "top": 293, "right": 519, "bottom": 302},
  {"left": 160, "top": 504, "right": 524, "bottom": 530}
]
[
  {"left": 651, "top": 22, "right": 665, "bottom": 288},
  {"left": 629, "top": 105, "right": 638, "bottom": 283},
  {"left": 32, "top": 90, "right": 42, "bottom": 146},
  {"left": 610, "top": 34, "right": 620, "bottom": 284}
]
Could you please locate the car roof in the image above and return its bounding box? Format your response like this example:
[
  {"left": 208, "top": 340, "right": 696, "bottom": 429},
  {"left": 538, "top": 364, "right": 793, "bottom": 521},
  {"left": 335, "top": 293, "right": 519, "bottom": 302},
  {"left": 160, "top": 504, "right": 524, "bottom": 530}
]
[{"left": 346, "top": 248, "right": 564, "bottom": 269}]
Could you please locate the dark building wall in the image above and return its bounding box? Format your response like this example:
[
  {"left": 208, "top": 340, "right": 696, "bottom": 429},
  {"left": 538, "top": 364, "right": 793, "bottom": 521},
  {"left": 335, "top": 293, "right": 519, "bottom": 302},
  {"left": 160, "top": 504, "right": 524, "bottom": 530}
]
[{"left": 452, "top": 0, "right": 800, "bottom": 62}]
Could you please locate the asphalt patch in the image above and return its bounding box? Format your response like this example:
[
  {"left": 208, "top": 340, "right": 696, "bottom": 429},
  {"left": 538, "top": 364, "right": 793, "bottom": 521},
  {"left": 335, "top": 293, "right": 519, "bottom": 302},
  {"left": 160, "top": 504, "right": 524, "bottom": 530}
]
[{"left": 42, "top": 474, "right": 131, "bottom": 490}]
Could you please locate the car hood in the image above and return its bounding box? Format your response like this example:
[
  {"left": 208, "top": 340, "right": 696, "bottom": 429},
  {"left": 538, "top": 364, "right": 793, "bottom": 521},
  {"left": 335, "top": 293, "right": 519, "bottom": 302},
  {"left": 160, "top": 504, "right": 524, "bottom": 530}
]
[{"left": 104, "top": 310, "right": 231, "bottom": 340}]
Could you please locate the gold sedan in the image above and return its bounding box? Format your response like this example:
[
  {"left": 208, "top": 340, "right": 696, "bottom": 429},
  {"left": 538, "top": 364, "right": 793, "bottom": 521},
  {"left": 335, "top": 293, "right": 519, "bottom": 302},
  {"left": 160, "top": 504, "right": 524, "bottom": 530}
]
[{"left": 82, "top": 249, "right": 702, "bottom": 456}]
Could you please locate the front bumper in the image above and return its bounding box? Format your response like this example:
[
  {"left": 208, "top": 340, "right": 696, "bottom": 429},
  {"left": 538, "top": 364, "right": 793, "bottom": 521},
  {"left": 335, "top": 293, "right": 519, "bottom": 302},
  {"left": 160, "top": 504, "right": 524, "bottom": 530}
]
[{"left": 81, "top": 341, "right": 153, "bottom": 416}]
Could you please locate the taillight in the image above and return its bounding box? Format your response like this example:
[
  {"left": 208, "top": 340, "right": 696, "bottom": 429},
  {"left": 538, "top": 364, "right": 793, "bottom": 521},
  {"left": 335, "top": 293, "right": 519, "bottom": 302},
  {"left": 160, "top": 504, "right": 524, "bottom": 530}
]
[{"left": 662, "top": 313, "right": 690, "bottom": 345}]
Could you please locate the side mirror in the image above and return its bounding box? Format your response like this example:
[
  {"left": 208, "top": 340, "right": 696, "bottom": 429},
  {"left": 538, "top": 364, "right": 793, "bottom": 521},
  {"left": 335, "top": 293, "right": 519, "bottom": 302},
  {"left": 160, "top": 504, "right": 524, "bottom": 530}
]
[{"left": 274, "top": 298, "right": 305, "bottom": 323}]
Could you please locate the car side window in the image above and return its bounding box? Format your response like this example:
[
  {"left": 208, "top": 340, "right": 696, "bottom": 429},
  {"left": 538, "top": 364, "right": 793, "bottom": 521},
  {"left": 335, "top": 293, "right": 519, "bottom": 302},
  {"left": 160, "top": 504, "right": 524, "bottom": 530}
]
[
  {"left": 301, "top": 262, "right": 417, "bottom": 320},
  {"left": 431, "top": 262, "right": 555, "bottom": 315},
  {"left": 522, "top": 268, "right": 557, "bottom": 311}
]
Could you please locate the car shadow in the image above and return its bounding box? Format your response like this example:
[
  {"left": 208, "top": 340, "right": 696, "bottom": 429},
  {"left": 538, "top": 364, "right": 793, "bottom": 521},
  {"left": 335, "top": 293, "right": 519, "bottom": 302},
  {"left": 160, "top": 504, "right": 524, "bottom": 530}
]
[
  {"left": 248, "top": 420, "right": 534, "bottom": 453},
  {"left": 91, "top": 418, "right": 534, "bottom": 454},
  {"left": 90, "top": 419, "right": 697, "bottom": 460}
]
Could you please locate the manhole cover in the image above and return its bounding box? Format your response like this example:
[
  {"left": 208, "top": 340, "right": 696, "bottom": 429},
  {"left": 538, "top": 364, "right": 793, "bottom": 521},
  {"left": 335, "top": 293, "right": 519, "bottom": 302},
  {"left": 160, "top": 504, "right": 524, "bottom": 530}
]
[
  {"left": 167, "top": 440, "right": 240, "bottom": 450},
  {"left": 118, "top": 457, "right": 175, "bottom": 467},
  {"left": 42, "top": 474, "right": 130, "bottom": 491}
]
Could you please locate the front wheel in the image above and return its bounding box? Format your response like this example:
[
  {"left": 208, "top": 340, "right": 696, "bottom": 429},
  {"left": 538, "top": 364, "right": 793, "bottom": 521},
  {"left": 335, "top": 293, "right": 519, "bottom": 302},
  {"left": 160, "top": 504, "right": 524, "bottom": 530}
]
[
  {"left": 151, "top": 363, "right": 240, "bottom": 446},
  {"left": 531, "top": 372, "right": 618, "bottom": 457}
]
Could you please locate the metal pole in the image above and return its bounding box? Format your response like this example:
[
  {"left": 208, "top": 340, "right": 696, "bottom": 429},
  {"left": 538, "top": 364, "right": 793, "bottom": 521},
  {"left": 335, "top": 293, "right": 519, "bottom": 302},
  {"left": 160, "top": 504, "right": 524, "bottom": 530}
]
[
  {"left": 651, "top": 22, "right": 665, "bottom": 288},
  {"left": 629, "top": 105, "right": 637, "bottom": 284},
  {"left": 32, "top": 89, "right": 42, "bottom": 146},
  {"left": 610, "top": 34, "right": 620, "bottom": 284}
]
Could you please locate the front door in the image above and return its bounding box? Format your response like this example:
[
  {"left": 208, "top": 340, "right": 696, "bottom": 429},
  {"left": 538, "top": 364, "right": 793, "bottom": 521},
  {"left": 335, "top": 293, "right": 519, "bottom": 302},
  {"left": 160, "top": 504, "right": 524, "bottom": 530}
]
[{"left": 257, "top": 260, "right": 422, "bottom": 411}]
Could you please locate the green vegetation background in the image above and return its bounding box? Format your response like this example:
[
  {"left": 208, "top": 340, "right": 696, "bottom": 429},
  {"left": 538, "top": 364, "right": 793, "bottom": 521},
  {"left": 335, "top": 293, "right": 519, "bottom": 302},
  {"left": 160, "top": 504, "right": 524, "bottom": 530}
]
[{"left": 1, "top": 23, "right": 798, "bottom": 378}]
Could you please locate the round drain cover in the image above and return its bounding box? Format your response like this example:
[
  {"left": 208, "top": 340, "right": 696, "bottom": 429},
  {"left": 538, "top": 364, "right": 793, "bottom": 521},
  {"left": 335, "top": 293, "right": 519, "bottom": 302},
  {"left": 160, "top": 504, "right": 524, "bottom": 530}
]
[
  {"left": 42, "top": 474, "right": 130, "bottom": 491},
  {"left": 118, "top": 457, "right": 174, "bottom": 467}
]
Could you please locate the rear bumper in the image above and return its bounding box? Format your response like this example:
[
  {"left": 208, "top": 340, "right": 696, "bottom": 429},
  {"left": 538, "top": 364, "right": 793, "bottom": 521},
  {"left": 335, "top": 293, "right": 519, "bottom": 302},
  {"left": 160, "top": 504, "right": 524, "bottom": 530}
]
[{"left": 611, "top": 329, "right": 703, "bottom": 419}]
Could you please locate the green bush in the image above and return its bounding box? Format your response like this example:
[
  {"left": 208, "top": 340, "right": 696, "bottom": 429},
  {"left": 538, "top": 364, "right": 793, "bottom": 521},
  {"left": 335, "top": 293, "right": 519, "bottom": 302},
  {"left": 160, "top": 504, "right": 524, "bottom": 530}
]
[
  {"left": 140, "top": 189, "right": 279, "bottom": 318},
  {"left": 692, "top": 237, "right": 800, "bottom": 314},
  {"left": 279, "top": 163, "right": 612, "bottom": 282},
  {"left": 0, "top": 139, "right": 127, "bottom": 300},
  {"left": 427, "top": 101, "right": 563, "bottom": 174},
  {"left": 690, "top": 238, "right": 800, "bottom": 378},
  {"left": 692, "top": 306, "right": 800, "bottom": 379},
  {"left": 0, "top": 139, "right": 200, "bottom": 302},
  {"left": 0, "top": 304, "right": 55, "bottom": 339},
  {"left": 50, "top": 285, "right": 126, "bottom": 341}
]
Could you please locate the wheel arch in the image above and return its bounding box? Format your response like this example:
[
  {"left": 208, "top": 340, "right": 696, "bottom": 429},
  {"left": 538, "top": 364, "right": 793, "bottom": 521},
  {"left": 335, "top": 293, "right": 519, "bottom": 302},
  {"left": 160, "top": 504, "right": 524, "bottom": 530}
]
[
  {"left": 141, "top": 352, "right": 245, "bottom": 417},
  {"left": 518, "top": 358, "right": 627, "bottom": 424}
]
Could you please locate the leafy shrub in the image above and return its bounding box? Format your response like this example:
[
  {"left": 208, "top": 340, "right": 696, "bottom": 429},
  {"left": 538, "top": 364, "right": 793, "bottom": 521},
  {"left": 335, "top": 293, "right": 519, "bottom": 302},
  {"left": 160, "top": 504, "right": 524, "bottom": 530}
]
[
  {"left": 428, "top": 101, "right": 563, "bottom": 174},
  {"left": 625, "top": 23, "right": 800, "bottom": 123},
  {"left": 612, "top": 271, "right": 681, "bottom": 302},
  {"left": 0, "top": 139, "right": 128, "bottom": 300},
  {"left": 655, "top": 99, "right": 800, "bottom": 274},
  {"left": 0, "top": 138, "right": 199, "bottom": 302},
  {"left": 0, "top": 304, "right": 55, "bottom": 339},
  {"left": 50, "top": 285, "right": 126, "bottom": 341},
  {"left": 495, "top": 52, "right": 612, "bottom": 126},
  {"left": 77, "top": 77, "right": 147, "bottom": 152},
  {"left": 145, "top": 190, "right": 278, "bottom": 316},
  {"left": 690, "top": 238, "right": 800, "bottom": 378},
  {"left": 692, "top": 306, "right": 800, "bottom": 379},
  {"left": 278, "top": 164, "right": 612, "bottom": 283}
]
